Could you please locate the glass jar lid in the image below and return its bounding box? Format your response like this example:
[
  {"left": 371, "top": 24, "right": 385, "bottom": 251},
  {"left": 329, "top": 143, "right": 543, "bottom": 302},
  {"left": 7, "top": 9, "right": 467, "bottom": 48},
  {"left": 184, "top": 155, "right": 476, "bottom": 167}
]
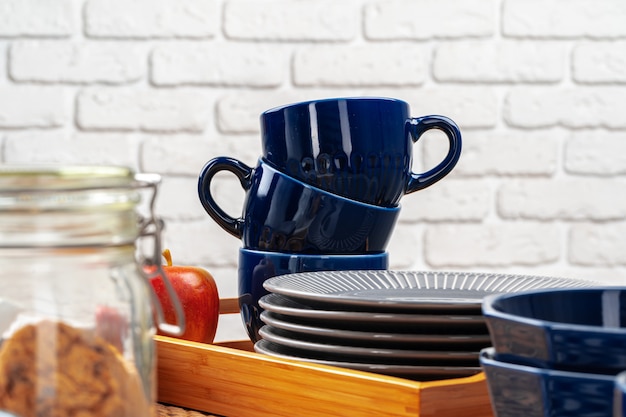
[
  {"left": 0, "top": 164, "right": 161, "bottom": 248},
  {"left": 0, "top": 164, "right": 134, "bottom": 188}
]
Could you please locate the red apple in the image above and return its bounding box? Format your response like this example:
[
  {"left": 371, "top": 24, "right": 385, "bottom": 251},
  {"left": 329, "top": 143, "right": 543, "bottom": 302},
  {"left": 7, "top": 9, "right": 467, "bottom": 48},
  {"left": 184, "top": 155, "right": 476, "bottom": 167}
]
[{"left": 148, "top": 249, "right": 220, "bottom": 344}]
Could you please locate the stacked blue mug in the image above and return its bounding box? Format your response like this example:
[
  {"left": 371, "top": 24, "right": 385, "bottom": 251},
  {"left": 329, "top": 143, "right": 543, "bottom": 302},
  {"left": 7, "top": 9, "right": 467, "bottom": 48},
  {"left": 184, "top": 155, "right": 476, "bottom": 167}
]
[{"left": 198, "top": 97, "right": 463, "bottom": 341}]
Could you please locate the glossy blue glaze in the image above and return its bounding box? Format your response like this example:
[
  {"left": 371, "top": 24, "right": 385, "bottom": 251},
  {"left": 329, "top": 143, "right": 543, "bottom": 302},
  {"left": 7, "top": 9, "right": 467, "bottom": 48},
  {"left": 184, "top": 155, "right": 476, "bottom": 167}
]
[
  {"left": 482, "top": 287, "right": 626, "bottom": 374},
  {"left": 615, "top": 371, "right": 626, "bottom": 417},
  {"left": 237, "top": 248, "right": 389, "bottom": 342},
  {"left": 260, "top": 97, "right": 462, "bottom": 207},
  {"left": 198, "top": 157, "right": 401, "bottom": 254},
  {"left": 480, "top": 347, "right": 616, "bottom": 417}
]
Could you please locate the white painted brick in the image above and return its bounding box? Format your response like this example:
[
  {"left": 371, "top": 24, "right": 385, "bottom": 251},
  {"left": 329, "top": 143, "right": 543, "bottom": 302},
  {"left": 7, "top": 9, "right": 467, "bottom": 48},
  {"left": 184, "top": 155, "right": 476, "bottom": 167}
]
[
  {"left": 0, "top": 86, "right": 68, "bottom": 128},
  {"left": 293, "top": 44, "right": 427, "bottom": 87},
  {"left": 223, "top": 0, "right": 358, "bottom": 41},
  {"left": 386, "top": 224, "right": 424, "bottom": 269},
  {"left": 145, "top": 151, "right": 248, "bottom": 225},
  {"left": 433, "top": 41, "right": 566, "bottom": 83},
  {"left": 498, "top": 179, "right": 626, "bottom": 220},
  {"left": 424, "top": 129, "right": 560, "bottom": 177},
  {"left": 399, "top": 180, "right": 490, "bottom": 222},
  {"left": 85, "top": 0, "right": 217, "bottom": 39},
  {"left": 151, "top": 43, "right": 288, "bottom": 87},
  {"left": 216, "top": 90, "right": 362, "bottom": 133},
  {"left": 569, "top": 222, "right": 626, "bottom": 266},
  {"left": 565, "top": 131, "right": 626, "bottom": 175},
  {"left": 504, "top": 87, "right": 626, "bottom": 129},
  {"left": 162, "top": 219, "right": 241, "bottom": 266},
  {"left": 202, "top": 174, "right": 247, "bottom": 224},
  {"left": 201, "top": 266, "right": 240, "bottom": 299},
  {"left": 77, "top": 88, "right": 213, "bottom": 132},
  {"left": 142, "top": 134, "right": 212, "bottom": 176},
  {"left": 537, "top": 266, "right": 626, "bottom": 285},
  {"left": 572, "top": 41, "right": 626, "bottom": 83},
  {"left": 402, "top": 87, "right": 499, "bottom": 129},
  {"left": 424, "top": 223, "right": 561, "bottom": 267},
  {"left": 365, "top": 0, "right": 495, "bottom": 40},
  {"left": 0, "top": 42, "right": 8, "bottom": 83},
  {"left": 503, "top": 0, "right": 626, "bottom": 39},
  {"left": 0, "top": 0, "right": 75, "bottom": 37},
  {"left": 4, "top": 131, "right": 140, "bottom": 169},
  {"left": 218, "top": 88, "right": 492, "bottom": 134},
  {"left": 155, "top": 176, "right": 207, "bottom": 221},
  {"left": 4, "top": 0, "right": 626, "bottom": 284},
  {"left": 217, "top": 92, "right": 302, "bottom": 134},
  {"left": 141, "top": 133, "right": 261, "bottom": 176},
  {"left": 10, "top": 41, "right": 146, "bottom": 84}
]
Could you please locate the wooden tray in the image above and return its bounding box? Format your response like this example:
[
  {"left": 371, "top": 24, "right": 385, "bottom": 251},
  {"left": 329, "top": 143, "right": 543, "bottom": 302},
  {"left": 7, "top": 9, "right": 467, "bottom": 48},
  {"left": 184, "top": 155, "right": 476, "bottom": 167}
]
[{"left": 156, "top": 298, "right": 495, "bottom": 417}]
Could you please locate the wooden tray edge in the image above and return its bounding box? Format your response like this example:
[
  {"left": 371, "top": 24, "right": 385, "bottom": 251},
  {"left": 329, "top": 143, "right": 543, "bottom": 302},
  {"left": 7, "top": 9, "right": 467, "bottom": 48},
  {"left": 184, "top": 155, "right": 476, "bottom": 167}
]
[{"left": 157, "top": 335, "right": 494, "bottom": 417}]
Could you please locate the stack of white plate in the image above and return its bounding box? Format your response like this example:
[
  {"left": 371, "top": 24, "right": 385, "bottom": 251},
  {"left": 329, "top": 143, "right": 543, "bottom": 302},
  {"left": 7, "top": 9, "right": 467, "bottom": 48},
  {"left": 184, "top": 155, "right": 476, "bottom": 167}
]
[{"left": 254, "top": 270, "right": 594, "bottom": 381}]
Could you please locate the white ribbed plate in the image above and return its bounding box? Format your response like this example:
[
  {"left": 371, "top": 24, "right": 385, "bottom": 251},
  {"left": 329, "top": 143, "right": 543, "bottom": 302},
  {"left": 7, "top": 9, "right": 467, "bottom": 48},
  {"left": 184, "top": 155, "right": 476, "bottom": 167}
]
[{"left": 263, "top": 270, "right": 596, "bottom": 312}]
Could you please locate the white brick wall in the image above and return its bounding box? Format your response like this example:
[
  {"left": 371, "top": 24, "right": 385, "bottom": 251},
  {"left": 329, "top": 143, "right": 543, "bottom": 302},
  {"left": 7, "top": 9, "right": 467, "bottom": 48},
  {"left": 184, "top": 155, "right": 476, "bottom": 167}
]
[
  {"left": 0, "top": 0, "right": 76, "bottom": 37},
  {"left": 76, "top": 88, "right": 214, "bottom": 132},
  {"left": 84, "top": 0, "right": 218, "bottom": 39},
  {"left": 364, "top": 0, "right": 496, "bottom": 39},
  {"left": 224, "top": 1, "right": 358, "bottom": 41},
  {"left": 2, "top": 0, "right": 626, "bottom": 341},
  {"left": 11, "top": 41, "right": 146, "bottom": 84},
  {"left": 0, "top": 86, "right": 69, "bottom": 127},
  {"left": 433, "top": 41, "right": 566, "bottom": 83},
  {"left": 502, "top": 0, "right": 626, "bottom": 38}
]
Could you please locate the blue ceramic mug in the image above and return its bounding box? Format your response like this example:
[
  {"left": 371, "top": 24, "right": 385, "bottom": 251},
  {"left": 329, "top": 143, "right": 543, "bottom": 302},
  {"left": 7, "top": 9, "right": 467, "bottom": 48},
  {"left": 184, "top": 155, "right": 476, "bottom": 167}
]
[
  {"left": 260, "top": 97, "right": 462, "bottom": 207},
  {"left": 238, "top": 248, "right": 389, "bottom": 342},
  {"left": 198, "top": 157, "right": 401, "bottom": 254},
  {"left": 615, "top": 371, "right": 626, "bottom": 417}
]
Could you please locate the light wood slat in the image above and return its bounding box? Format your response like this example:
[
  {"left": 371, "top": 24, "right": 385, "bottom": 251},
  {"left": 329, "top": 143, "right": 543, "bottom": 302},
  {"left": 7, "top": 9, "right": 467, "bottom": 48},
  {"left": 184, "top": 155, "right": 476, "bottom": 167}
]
[{"left": 156, "top": 335, "right": 494, "bottom": 417}]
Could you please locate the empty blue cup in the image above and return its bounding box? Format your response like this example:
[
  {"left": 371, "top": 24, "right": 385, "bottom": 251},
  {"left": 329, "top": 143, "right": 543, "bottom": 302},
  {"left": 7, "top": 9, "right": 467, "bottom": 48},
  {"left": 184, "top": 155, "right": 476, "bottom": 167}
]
[
  {"left": 261, "top": 96, "right": 462, "bottom": 206},
  {"left": 238, "top": 248, "right": 389, "bottom": 342},
  {"left": 198, "top": 157, "right": 401, "bottom": 254}
]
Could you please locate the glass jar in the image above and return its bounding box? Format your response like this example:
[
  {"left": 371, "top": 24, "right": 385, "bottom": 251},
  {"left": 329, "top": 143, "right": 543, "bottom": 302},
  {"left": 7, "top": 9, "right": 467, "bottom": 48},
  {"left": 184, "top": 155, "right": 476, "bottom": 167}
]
[{"left": 0, "top": 165, "right": 184, "bottom": 417}]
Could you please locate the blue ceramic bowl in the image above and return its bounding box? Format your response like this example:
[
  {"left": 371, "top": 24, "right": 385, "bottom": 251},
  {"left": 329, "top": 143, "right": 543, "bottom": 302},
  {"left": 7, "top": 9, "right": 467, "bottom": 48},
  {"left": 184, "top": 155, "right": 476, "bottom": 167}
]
[
  {"left": 198, "top": 157, "right": 401, "bottom": 254},
  {"left": 482, "top": 287, "right": 626, "bottom": 374},
  {"left": 238, "top": 248, "right": 389, "bottom": 342},
  {"left": 615, "top": 371, "right": 626, "bottom": 417},
  {"left": 480, "top": 347, "right": 616, "bottom": 417}
]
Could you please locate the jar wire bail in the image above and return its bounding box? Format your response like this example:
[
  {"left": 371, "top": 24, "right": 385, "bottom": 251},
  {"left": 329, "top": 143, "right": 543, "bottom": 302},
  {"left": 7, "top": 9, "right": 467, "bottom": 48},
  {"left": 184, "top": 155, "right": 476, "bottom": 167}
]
[{"left": 134, "top": 173, "right": 186, "bottom": 337}]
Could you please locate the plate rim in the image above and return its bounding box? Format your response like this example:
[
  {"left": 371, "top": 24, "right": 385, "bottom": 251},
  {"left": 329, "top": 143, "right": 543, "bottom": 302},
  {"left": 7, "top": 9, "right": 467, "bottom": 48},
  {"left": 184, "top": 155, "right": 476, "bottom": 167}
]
[
  {"left": 259, "top": 310, "right": 492, "bottom": 345},
  {"left": 258, "top": 293, "right": 487, "bottom": 326},
  {"left": 258, "top": 325, "right": 482, "bottom": 361},
  {"left": 254, "top": 339, "right": 482, "bottom": 378},
  {"left": 263, "top": 270, "right": 597, "bottom": 311}
]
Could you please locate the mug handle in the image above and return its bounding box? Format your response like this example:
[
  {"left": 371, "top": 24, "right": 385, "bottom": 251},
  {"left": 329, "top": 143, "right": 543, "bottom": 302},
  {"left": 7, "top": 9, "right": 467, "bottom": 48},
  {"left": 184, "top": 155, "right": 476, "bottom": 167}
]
[
  {"left": 198, "top": 156, "right": 254, "bottom": 238},
  {"left": 405, "top": 115, "right": 462, "bottom": 194}
]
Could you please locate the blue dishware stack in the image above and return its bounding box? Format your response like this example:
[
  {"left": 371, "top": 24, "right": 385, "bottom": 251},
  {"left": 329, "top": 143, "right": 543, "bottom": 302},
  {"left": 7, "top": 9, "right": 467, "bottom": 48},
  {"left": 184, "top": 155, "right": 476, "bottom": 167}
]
[
  {"left": 197, "top": 97, "right": 463, "bottom": 342},
  {"left": 481, "top": 287, "right": 626, "bottom": 417},
  {"left": 616, "top": 371, "right": 626, "bottom": 417}
]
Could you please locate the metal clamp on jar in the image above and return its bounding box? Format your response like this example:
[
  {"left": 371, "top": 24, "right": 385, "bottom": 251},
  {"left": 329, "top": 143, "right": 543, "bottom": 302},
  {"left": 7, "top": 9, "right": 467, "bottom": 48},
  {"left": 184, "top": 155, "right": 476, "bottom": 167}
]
[{"left": 0, "top": 165, "right": 184, "bottom": 417}]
